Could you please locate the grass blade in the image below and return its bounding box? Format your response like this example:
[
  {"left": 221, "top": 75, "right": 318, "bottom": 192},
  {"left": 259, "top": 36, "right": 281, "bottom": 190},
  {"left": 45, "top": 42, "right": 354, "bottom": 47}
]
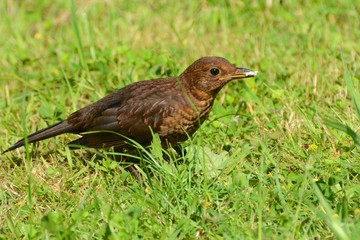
[
  {"left": 344, "top": 71, "right": 360, "bottom": 119},
  {"left": 312, "top": 183, "right": 350, "bottom": 240},
  {"left": 324, "top": 71, "right": 359, "bottom": 146},
  {"left": 324, "top": 119, "right": 359, "bottom": 146}
]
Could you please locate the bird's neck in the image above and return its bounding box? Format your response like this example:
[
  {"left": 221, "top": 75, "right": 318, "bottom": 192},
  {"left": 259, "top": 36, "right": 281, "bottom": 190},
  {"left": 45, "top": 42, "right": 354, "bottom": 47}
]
[{"left": 177, "top": 77, "right": 215, "bottom": 120}]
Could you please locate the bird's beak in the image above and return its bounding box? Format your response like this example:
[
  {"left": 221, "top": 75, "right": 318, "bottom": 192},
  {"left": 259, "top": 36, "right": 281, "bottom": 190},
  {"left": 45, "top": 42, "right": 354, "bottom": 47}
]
[{"left": 221, "top": 68, "right": 258, "bottom": 81}]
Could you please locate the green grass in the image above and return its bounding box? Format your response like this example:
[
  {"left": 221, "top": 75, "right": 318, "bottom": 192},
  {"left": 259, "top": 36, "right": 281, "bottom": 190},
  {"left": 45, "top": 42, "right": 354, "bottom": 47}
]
[{"left": 1, "top": 0, "right": 359, "bottom": 239}]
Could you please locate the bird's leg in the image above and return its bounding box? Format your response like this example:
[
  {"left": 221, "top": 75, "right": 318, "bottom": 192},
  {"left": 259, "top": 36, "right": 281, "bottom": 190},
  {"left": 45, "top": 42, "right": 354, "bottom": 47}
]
[
  {"left": 126, "top": 165, "right": 142, "bottom": 182},
  {"left": 113, "top": 147, "right": 145, "bottom": 183}
]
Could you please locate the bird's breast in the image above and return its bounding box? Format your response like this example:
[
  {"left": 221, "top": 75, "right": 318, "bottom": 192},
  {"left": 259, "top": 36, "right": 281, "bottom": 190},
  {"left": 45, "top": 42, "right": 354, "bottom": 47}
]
[{"left": 158, "top": 98, "right": 214, "bottom": 139}]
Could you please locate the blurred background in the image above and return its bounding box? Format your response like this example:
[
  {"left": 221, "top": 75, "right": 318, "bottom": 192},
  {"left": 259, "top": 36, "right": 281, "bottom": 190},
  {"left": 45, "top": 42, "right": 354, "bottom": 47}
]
[{"left": 0, "top": 1, "right": 359, "bottom": 239}]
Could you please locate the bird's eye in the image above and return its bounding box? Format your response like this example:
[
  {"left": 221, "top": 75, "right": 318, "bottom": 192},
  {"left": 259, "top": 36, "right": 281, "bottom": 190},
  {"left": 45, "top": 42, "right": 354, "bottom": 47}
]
[{"left": 210, "top": 68, "right": 220, "bottom": 76}]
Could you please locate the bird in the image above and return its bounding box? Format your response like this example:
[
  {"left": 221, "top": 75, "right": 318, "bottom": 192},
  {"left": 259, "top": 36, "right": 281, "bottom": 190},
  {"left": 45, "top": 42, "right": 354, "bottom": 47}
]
[{"left": 4, "top": 56, "right": 256, "bottom": 158}]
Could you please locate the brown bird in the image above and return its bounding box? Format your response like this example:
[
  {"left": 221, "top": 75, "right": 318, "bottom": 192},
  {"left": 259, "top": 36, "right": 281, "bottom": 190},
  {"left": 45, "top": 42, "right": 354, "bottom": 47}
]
[{"left": 4, "top": 56, "right": 256, "bottom": 157}]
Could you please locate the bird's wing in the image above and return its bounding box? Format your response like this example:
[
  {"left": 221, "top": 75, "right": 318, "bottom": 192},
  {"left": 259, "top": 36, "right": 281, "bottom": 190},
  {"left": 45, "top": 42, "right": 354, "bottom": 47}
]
[
  {"left": 68, "top": 99, "right": 176, "bottom": 149},
  {"left": 67, "top": 81, "right": 186, "bottom": 149}
]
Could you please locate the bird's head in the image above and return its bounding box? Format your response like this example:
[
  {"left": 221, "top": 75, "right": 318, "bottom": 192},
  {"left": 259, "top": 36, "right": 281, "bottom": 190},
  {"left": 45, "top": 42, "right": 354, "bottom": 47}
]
[{"left": 180, "top": 56, "right": 257, "bottom": 96}]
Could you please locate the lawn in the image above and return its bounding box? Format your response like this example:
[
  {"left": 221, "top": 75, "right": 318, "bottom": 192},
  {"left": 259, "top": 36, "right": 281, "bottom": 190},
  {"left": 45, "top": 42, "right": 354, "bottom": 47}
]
[{"left": 0, "top": 0, "right": 359, "bottom": 239}]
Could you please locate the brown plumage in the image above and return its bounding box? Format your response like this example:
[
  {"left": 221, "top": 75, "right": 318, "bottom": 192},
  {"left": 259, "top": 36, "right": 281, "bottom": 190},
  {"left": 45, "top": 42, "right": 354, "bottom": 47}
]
[{"left": 4, "top": 56, "right": 256, "bottom": 154}]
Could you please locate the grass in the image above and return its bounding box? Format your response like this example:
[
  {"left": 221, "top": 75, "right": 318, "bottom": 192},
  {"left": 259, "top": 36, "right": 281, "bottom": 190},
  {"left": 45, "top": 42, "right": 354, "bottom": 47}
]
[{"left": 0, "top": 0, "right": 359, "bottom": 239}]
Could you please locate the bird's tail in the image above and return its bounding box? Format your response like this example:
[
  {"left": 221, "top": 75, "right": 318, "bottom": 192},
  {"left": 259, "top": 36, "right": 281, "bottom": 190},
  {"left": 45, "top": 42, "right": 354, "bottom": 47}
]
[{"left": 3, "top": 120, "right": 73, "bottom": 153}]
